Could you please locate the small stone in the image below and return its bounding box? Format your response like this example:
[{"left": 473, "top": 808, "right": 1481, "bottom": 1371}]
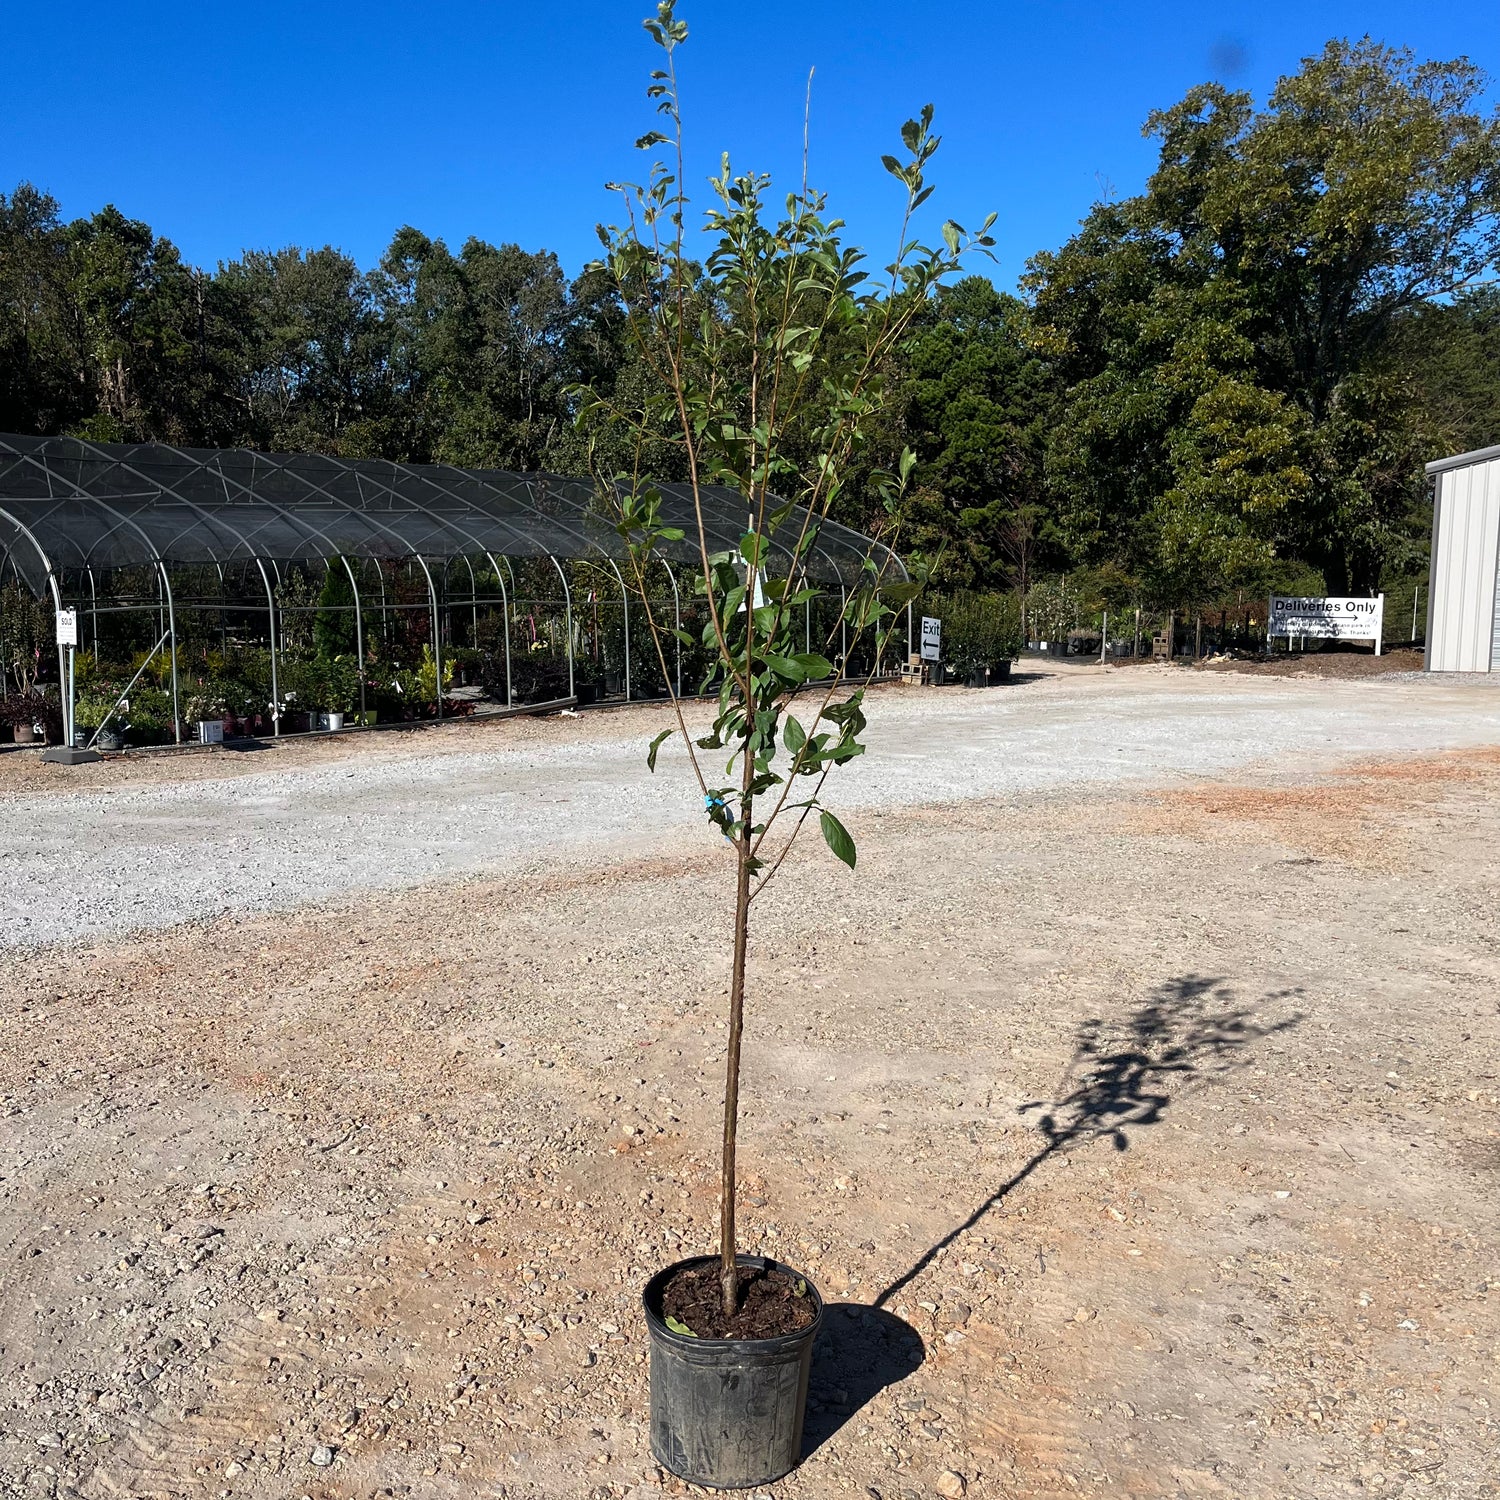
[
  {"left": 309, "top": 1444, "right": 335, "bottom": 1467},
  {"left": 935, "top": 1472, "right": 967, "bottom": 1498},
  {"left": 1072, "top": 1306, "right": 1094, "bottom": 1322},
  {"left": 255, "top": 1307, "right": 283, "bottom": 1323},
  {"left": 139, "top": 1362, "right": 163, "bottom": 1381},
  {"left": 224, "top": 1461, "right": 244, "bottom": 1477}
]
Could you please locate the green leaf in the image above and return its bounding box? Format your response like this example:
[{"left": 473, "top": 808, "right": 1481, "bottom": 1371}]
[
  {"left": 783, "top": 715, "right": 806, "bottom": 754},
  {"left": 794, "top": 1278, "right": 808, "bottom": 1297},
  {"left": 646, "top": 728, "right": 672, "bottom": 773},
  {"left": 664, "top": 1315, "right": 698, "bottom": 1337},
  {"left": 762, "top": 654, "right": 806, "bottom": 683},
  {"left": 819, "top": 809, "right": 857, "bottom": 870},
  {"left": 791, "top": 652, "right": 834, "bottom": 680}
]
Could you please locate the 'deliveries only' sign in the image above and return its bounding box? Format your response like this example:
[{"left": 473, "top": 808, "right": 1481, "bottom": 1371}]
[{"left": 1269, "top": 595, "right": 1384, "bottom": 642}]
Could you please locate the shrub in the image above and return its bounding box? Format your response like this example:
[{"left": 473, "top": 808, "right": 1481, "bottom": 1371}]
[
  {"left": 928, "top": 591, "right": 1023, "bottom": 675},
  {"left": 314, "top": 564, "right": 358, "bottom": 659},
  {"left": 1, "top": 691, "right": 60, "bottom": 739}
]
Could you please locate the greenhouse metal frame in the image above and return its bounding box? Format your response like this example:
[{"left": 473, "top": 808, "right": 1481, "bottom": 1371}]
[{"left": 0, "top": 434, "right": 908, "bottom": 748}]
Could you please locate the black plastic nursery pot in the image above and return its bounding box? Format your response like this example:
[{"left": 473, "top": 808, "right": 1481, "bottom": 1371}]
[{"left": 643, "top": 1254, "right": 825, "bottom": 1489}]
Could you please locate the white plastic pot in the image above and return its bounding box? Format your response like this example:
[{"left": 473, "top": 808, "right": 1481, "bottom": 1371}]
[{"left": 327, "top": 712, "right": 345, "bottom": 732}]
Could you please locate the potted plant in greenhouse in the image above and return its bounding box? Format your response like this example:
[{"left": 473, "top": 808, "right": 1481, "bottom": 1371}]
[
  {"left": 186, "top": 689, "right": 227, "bottom": 745},
  {"left": 70, "top": 689, "right": 117, "bottom": 750},
  {"left": 0, "top": 694, "right": 40, "bottom": 745},
  {"left": 322, "top": 656, "right": 361, "bottom": 731},
  {"left": 577, "top": 6, "right": 990, "bottom": 1486}
]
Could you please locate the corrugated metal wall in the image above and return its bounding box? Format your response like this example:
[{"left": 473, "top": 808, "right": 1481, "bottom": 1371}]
[
  {"left": 1428, "top": 456, "right": 1500, "bottom": 673},
  {"left": 1493, "top": 555, "right": 1500, "bottom": 670}
]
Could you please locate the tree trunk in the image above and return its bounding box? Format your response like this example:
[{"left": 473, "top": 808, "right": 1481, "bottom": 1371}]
[{"left": 719, "top": 837, "right": 752, "bottom": 1316}]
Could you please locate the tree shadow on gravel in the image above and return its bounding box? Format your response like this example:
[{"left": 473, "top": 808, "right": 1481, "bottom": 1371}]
[
  {"left": 802, "top": 1302, "right": 926, "bottom": 1459},
  {"left": 874, "top": 974, "right": 1303, "bottom": 1310}
]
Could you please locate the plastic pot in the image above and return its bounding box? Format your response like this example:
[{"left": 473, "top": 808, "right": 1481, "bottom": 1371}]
[
  {"left": 12, "top": 723, "right": 35, "bottom": 745},
  {"left": 643, "top": 1254, "right": 823, "bottom": 1489}
]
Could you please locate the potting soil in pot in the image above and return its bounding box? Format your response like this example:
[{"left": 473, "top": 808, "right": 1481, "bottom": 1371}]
[{"left": 661, "top": 1262, "right": 817, "bottom": 1340}]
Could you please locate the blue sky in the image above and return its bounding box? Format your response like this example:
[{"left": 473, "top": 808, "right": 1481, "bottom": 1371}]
[{"left": 4, "top": 2, "right": 1497, "bottom": 289}]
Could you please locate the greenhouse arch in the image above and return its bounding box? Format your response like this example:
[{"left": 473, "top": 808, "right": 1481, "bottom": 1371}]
[{"left": 0, "top": 434, "right": 907, "bottom": 748}]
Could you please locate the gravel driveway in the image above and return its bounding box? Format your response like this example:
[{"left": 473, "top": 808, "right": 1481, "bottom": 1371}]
[
  {"left": 3, "top": 664, "right": 1499, "bottom": 949},
  {"left": 2, "top": 663, "right": 1499, "bottom": 1499}
]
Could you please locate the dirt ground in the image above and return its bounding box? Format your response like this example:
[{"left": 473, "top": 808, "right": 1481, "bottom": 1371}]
[
  {"left": 1101, "top": 646, "right": 1427, "bottom": 680},
  {"left": 1191, "top": 647, "right": 1427, "bottom": 680},
  {"left": 1, "top": 687, "right": 1498, "bottom": 1500}
]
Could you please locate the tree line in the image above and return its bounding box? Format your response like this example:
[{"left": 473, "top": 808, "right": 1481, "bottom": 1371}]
[{"left": 2, "top": 38, "right": 1497, "bottom": 616}]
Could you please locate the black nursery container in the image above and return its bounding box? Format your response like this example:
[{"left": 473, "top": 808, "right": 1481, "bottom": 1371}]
[{"left": 643, "top": 1254, "right": 825, "bottom": 1489}]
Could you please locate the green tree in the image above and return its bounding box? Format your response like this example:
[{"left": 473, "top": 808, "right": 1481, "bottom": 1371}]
[
  {"left": 895, "top": 276, "right": 1053, "bottom": 586},
  {"left": 0, "top": 185, "right": 80, "bottom": 435},
  {"left": 313, "top": 562, "right": 358, "bottom": 658},
  {"left": 1030, "top": 38, "right": 1500, "bottom": 597},
  {"left": 582, "top": 1, "right": 987, "bottom": 1319},
  {"left": 220, "top": 245, "right": 388, "bottom": 453}
]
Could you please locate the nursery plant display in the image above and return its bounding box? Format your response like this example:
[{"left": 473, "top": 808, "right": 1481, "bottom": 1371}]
[{"left": 928, "top": 590, "right": 1024, "bottom": 684}]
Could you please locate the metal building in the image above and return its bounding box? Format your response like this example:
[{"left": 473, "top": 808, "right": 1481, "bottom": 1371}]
[{"left": 1425, "top": 444, "right": 1500, "bottom": 673}]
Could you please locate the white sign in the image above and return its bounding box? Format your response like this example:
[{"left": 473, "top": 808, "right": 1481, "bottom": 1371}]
[
  {"left": 920, "top": 615, "right": 942, "bottom": 662},
  {"left": 55, "top": 608, "right": 78, "bottom": 647},
  {"left": 1269, "top": 595, "right": 1384, "bottom": 653}
]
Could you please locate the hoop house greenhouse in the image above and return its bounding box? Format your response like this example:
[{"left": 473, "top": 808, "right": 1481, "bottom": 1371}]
[{"left": 0, "top": 434, "right": 906, "bottom": 751}]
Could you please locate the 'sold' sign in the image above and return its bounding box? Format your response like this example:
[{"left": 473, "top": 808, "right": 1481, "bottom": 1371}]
[{"left": 1269, "top": 595, "right": 1384, "bottom": 644}]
